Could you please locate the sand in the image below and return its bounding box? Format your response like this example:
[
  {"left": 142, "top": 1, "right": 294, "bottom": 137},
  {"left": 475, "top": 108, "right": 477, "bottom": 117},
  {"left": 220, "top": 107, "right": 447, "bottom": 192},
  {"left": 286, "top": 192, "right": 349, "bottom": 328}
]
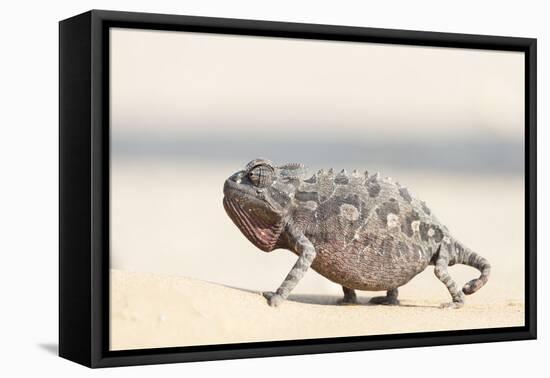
[{"left": 110, "top": 269, "right": 524, "bottom": 351}]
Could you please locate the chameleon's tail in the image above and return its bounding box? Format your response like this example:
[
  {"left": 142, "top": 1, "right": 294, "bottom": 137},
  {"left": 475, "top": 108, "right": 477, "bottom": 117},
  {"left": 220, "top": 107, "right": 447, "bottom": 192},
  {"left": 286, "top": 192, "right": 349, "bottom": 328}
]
[{"left": 455, "top": 243, "right": 491, "bottom": 295}]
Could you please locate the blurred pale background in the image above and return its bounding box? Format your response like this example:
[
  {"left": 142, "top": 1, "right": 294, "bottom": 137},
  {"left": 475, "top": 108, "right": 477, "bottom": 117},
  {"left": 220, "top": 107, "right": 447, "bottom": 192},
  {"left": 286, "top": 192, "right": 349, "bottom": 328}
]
[{"left": 110, "top": 28, "right": 524, "bottom": 303}]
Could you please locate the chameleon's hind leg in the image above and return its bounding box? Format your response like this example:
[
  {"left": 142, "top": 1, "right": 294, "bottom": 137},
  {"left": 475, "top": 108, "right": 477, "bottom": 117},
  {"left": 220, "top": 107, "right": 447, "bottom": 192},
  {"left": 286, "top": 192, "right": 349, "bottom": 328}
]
[
  {"left": 338, "top": 286, "right": 358, "bottom": 305},
  {"left": 434, "top": 246, "right": 464, "bottom": 309},
  {"left": 369, "top": 288, "right": 400, "bottom": 305}
]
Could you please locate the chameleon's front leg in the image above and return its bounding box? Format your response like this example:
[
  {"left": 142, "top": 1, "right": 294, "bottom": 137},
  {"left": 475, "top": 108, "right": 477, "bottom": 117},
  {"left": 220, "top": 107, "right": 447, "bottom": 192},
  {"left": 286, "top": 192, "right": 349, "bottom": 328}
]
[{"left": 263, "top": 231, "right": 316, "bottom": 307}]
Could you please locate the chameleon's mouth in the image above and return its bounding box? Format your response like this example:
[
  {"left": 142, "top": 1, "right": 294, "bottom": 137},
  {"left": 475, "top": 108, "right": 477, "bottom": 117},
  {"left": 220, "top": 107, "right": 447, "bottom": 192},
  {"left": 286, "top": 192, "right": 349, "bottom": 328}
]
[{"left": 223, "top": 197, "right": 283, "bottom": 252}]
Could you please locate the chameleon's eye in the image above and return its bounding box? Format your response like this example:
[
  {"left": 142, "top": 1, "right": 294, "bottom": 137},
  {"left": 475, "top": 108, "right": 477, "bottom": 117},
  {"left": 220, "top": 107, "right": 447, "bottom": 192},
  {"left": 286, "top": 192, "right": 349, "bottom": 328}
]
[{"left": 248, "top": 165, "right": 274, "bottom": 188}]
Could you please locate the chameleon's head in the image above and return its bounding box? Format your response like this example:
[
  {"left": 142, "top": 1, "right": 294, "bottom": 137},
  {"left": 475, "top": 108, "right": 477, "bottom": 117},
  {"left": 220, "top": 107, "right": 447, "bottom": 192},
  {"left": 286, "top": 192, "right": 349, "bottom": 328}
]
[{"left": 223, "top": 158, "right": 304, "bottom": 252}]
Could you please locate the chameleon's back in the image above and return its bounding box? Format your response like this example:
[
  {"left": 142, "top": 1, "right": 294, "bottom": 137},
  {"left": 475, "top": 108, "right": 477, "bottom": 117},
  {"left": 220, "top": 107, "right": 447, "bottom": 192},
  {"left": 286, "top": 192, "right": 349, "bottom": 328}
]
[{"left": 289, "top": 169, "right": 448, "bottom": 291}]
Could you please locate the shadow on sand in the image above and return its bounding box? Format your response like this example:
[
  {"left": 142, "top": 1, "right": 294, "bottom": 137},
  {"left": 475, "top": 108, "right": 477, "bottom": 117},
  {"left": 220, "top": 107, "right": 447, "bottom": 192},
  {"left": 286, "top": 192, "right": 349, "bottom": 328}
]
[
  {"left": 220, "top": 282, "right": 439, "bottom": 308},
  {"left": 287, "top": 294, "right": 439, "bottom": 308}
]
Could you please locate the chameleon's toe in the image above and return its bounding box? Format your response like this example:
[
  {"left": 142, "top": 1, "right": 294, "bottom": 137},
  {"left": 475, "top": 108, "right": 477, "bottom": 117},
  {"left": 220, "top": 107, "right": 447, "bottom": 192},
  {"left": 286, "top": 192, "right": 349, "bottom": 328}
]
[
  {"left": 263, "top": 291, "right": 284, "bottom": 307},
  {"left": 440, "top": 301, "right": 464, "bottom": 309},
  {"left": 369, "top": 296, "right": 400, "bottom": 306},
  {"left": 262, "top": 291, "right": 275, "bottom": 300},
  {"left": 337, "top": 297, "right": 359, "bottom": 306}
]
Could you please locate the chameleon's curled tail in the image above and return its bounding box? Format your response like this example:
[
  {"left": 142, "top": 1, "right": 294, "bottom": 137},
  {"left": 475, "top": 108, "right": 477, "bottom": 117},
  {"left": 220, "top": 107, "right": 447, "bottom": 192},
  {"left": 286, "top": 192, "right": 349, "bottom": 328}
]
[{"left": 456, "top": 243, "right": 491, "bottom": 295}]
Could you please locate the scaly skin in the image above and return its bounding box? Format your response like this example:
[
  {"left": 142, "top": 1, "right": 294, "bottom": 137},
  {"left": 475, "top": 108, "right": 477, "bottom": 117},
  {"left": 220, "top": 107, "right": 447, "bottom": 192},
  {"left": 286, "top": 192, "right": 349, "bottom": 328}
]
[{"left": 223, "top": 158, "right": 491, "bottom": 308}]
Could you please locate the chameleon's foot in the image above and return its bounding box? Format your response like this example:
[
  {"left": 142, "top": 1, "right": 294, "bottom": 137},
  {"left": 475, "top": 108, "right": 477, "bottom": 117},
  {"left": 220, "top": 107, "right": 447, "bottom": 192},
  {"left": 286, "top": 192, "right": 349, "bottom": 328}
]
[
  {"left": 440, "top": 300, "right": 464, "bottom": 309},
  {"left": 369, "top": 296, "right": 400, "bottom": 306},
  {"left": 338, "top": 296, "right": 359, "bottom": 305},
  {"left": 338, "top": 286, "right": 358, "bottom": 305},
  {"left": 262, "top": 291, "right": 284, "bottom": 307},
  {"left": 369, "top": 288, "right": 399, "bottom": 305}
]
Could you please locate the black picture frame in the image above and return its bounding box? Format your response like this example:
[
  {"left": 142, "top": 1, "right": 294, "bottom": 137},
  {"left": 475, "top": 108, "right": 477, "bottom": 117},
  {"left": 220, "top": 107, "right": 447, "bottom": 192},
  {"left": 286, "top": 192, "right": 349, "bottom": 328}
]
[{"left": 59, "top": 9, "right": 537, "bottom": 368}]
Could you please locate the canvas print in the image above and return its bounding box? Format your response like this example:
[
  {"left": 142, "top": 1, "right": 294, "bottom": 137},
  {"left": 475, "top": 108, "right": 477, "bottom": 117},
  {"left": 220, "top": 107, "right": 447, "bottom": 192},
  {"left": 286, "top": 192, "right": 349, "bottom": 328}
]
[{"left": 109, "top": 28, "right": 525, "bottom": 351}]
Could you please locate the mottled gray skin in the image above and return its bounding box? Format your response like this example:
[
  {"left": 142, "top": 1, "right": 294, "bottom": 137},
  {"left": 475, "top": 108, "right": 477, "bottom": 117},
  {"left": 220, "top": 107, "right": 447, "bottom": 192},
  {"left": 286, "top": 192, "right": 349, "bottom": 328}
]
[{"left": 223, "top": 158, "right": 491, "bottom": 309}]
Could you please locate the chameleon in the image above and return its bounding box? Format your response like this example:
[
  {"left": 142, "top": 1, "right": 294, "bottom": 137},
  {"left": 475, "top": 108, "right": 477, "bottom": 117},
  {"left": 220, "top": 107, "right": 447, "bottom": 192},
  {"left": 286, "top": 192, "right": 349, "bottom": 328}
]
[{"left": 222, "top": 158, "right": 491, "bottom": 309}]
